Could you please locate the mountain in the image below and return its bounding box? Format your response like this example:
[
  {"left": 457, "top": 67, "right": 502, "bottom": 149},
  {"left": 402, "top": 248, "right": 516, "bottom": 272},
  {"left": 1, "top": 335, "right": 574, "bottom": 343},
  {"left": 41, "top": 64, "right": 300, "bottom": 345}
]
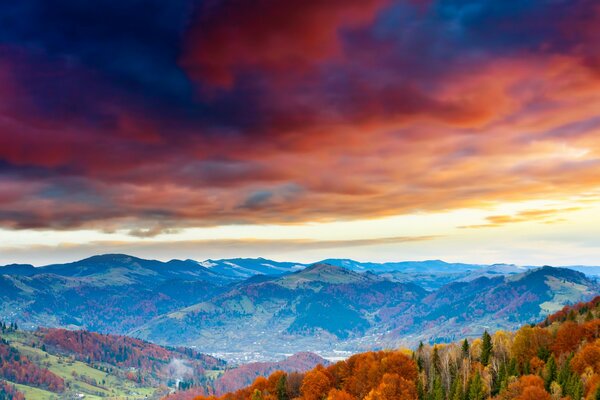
[
  {"left": 0, "top": 253, "right": 307, "bottom": 286},
  {"left": 130, "top": 263, "right": 427, "bottom": 357},
  {"left": 1, "top": 254, "right": 599, "bottom": 362},
  {"left": 394, "top": 266, "right": 598, "bottom": 344},
  {"left": 24, "top": 254, "right": 231, "bottom": 285},
  {"left": 277, "top": 263, "right": 381, "bottom": 287},
  {"left": 0, "top": 263, "right": 36, "bottom": 276},
  {"left": 457, "top": 263, "right": 532, "bottom": 281},
  {"left": 130, "top": 264, "right": 599, "bottom": 355},
  {"left": 319, "top": 259, "right": 493, "bottom": 290},
  {"left": 168, "top": 296, "right": 600, "bottom": 400},
  {"left": 562, "top": 265, "right": 600, "bottom": 276},
  {"left": 131, "top": 264, "right": 598, "bottom": 360},
  {"left": 320, "top": 258, "right": 483, "bottom": 273},
  {"left": 0, "top": 254, "right": 240, "bottom": 334},
  {"left": 197, "top": 257, "right": 306, "bottom": 278}
]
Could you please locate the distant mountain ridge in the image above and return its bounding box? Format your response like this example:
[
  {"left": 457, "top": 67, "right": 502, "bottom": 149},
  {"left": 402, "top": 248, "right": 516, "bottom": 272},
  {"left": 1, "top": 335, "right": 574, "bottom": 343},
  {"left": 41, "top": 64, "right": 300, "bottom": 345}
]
[
  {"left": 3, "top": 253, "right": 600, "bottom": 281},
  {"left": 130, "top": 264, "right": 597, "bottom": 359},
  {"left": 1, "top": 254, "right": 599, "bottom": 361},
  {"left": 319, "top": 258, "right": 484, "bottom": 273}
]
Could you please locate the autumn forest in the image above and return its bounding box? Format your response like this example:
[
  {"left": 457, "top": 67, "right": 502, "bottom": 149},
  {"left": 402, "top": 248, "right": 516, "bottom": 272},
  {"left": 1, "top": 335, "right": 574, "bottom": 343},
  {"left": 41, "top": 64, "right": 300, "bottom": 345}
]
[{"left": 169, "top": 297, "right": 600, "bottom": 400}]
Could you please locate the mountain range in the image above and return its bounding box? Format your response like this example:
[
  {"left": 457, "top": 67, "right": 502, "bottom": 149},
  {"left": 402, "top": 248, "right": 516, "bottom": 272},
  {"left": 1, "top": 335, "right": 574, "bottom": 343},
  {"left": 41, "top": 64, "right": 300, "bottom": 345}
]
[{"left": 1, "top": 254, "right": 599, "bottom": 361}]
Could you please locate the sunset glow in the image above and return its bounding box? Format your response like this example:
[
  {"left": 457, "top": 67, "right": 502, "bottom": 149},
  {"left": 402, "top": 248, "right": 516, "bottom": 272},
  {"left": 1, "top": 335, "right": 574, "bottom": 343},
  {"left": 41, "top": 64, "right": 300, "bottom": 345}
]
[{"left": 1, "top": 1, "right": 600, "bottom": 264}]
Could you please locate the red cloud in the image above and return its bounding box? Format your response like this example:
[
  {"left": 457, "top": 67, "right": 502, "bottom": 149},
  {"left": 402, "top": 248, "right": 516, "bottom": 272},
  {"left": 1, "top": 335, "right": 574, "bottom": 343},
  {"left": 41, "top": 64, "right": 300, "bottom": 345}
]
[
  {"left": 2, "top": 2, "right": 600, "bottom": 235},
  {"left": 180, "top": 0, "right": 391, "bottom": 87}
]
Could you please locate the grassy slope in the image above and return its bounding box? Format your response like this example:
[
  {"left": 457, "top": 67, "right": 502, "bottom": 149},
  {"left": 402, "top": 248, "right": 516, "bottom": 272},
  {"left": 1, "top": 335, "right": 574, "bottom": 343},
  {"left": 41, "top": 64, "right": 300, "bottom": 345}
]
[{"left": 1, "top": 330, "right": 165, "bottom": 399}]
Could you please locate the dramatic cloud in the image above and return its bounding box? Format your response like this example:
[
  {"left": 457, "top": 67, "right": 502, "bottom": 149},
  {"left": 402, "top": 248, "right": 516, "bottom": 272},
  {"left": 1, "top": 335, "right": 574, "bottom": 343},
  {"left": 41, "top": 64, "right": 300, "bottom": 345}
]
[
  {"left": 180, "top": 0, "right": 392, "bottom": 86},
  {"left": 0, "top": 0, "right": 599, "bottom": 236}
]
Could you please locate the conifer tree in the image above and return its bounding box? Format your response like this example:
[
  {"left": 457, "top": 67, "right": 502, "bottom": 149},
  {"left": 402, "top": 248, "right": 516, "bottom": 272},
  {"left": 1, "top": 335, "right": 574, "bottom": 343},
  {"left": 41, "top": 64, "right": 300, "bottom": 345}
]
[
  {"left": 417, "top": 341, "right": 425, "bottom": 371},
  {"left": 417, "top": 377, "right": 425, "bottom": 400},
  {"left": 492, "top": 362, "right": 507, "bottom": 395},
  {"left": 251, "top": 389, "right": 263, "bottom": 400},
  {"left": 481, "top": 331, "right": 493, "bottom": 366},
  {"left": 276, "top": 374, "right": 288, "bottom": 400},
  {"left": 432, "top": 346, "right": 441, "bottom": 375},
  {"left": 537, "top": 345, "right": 550, "bottom": 361},
  {"left": 586, "top": 310, "right": 594, "bottom": 322},
  {"left": 461, "top": 339, "right": 470, "bottom": 359},
  {"left": 468, "top": 372, "right": 486, "bottom": 400},
  {"left": 450, "top": 375, "right": 463, "bottom": 400},
  {"left": 543, "top": 355, "right": 557, "bottom": 390},
  {"left": 431, "top": 376, "right": 444, "bottom": 400}
]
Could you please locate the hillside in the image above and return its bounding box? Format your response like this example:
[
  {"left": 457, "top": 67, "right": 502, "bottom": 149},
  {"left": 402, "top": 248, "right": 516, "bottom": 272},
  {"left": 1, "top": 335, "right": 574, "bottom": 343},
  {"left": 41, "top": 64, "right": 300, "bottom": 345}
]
[
  {"left": 0, "top": 323, "right": 229, "bottom": 399},
  {"left": 131, "top": 265, "right": 597, "bottom": 359},
  {"left": 388, "top": 266, "right": 600, "bottom": 344},
  {"left": 0, "top": 323, "right": 331, "bottom": 400},
  {"left": 211, "top": 352, "right": 329, "bottom": 395},
  {"left": 0, "top": 327, "right": 166, "bottom": 399},
  {"left": 130, "top": 264, "right": 427, "bottom": 358},
  {"left": 166, "top": 296, "right": 600, "bottom": 400}
]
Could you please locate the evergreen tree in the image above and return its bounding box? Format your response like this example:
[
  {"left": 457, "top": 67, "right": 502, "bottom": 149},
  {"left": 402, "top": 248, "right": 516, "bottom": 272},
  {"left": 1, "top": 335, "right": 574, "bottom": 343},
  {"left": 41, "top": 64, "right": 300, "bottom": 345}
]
[
  {"left": 524, "top": 360, "right": 531, "bottom": 374},
  {"left": 569, "top": 375, "right": 583, "bottom": 400},
  {"left": 493, "top": 362, "right": 507, "bottom": 395},
  {"left": 557, "top": 355, "right": 573, "bottom": 387},
  {"left": 276, "top": 374, "right": 288, "bottom": 400},
  {"left": 537, "top": 345, "right": 550, "bottom": 361},
  {"left": 558, "top": 355, "right": 584, "bottom": 400},
  {"left": 432, "top": 346, "right": 441, "bottom": 375},
  {"left": 468, "top": 372, "right": 486, "bottom": 400},
  {"left": 450, "top": 375, "right": 463, "bottom": 400},
  {"left": 430, "top": 376, "right": 444, "bottom": 400},
  {"left": 461, "top": 339, "right": 470, "bottom": 359},
  {"left": 543, "top": 355, "right": 557, "bottom": 390},
  {"left": 417, "top": 377, "right": 425, "bottom": 400},
  {"left": 586, "top": 310, "right": 594, "bottom": 321},
  {"left": 417, "top": 341, "right": 425, "bottom": 371},
  {"left": 251, "top": 389, "right": 263, "bottom": 400},
  {"left": 507, "top": 358, "right": 518, "bottom": 377},
  {"left": 481, "top": 331, "right": 493, "bottom": 366}
]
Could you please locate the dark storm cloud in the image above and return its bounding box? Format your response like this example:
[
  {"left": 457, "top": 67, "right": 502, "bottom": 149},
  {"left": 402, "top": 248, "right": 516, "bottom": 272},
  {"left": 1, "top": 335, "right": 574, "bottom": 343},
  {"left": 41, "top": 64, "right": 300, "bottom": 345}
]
[{"left": 0, "top": 0, "right": 599, "bottom": 232}]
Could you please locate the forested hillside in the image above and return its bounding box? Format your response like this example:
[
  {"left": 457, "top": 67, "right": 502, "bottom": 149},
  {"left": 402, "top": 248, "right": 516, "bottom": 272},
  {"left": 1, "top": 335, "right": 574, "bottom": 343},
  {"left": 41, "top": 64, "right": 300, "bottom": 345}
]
[
  {"left": 0, "top": 380, "right": 24, "bottom": 400},
  {"left": 166, "top": 296, "right": 600, "bottom": 400},
  {"left": 0, "top": 323, "right": 228, "bottom": 399}
]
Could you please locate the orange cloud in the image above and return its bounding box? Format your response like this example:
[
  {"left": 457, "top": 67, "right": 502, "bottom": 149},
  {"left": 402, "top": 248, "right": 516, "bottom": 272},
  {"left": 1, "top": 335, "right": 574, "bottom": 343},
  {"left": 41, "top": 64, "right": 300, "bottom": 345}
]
[
  {"left": 460, "top": 207, "right": 584, "bottom": 229},
  {"left": 2, "top": 1, "right": 600, "bottom": 235}
]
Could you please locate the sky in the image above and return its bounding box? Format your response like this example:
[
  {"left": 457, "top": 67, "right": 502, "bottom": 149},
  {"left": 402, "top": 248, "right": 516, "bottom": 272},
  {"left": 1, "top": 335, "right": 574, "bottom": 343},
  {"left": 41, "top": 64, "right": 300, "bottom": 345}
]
[{"left": 1, "top": 0, "right": 600, "bottom": 266}]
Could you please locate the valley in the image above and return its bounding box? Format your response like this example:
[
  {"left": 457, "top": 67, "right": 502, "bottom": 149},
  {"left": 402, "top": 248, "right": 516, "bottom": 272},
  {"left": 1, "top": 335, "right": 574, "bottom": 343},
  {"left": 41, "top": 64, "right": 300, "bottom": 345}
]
[{"left": 1, "top": 255, "right": 598, "bottom": 363}]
